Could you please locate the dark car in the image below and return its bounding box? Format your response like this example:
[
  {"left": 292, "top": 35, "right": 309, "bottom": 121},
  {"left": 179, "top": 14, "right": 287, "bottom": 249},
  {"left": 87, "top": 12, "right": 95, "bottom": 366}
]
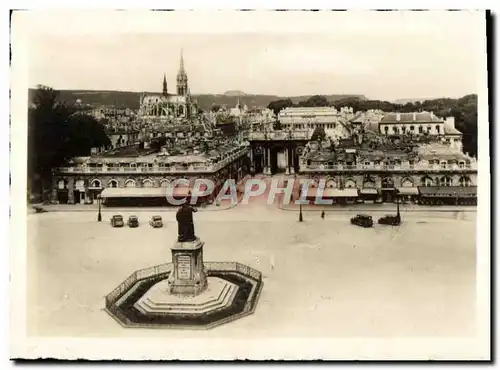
[
  {"left": 378, "top": 214, "right": 401, "bottom": 226},
  {"left": 149, "top": 215, "right": 163, "bottom": 228},
  {"left": 350, "top": 214, "right": 373, "bottom": 228},
  {"left": 127, "top": 215, "right": 139, "bottom": 228},
  {"left": 110, "top": 215, "right": 124, "bottom": 228}
]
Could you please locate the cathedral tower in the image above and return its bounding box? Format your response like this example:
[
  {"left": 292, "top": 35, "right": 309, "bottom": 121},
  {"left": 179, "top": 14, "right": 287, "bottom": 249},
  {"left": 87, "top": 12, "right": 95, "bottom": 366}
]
[{"left": 176, "top": 49, "right": 188, "bottom": 96}]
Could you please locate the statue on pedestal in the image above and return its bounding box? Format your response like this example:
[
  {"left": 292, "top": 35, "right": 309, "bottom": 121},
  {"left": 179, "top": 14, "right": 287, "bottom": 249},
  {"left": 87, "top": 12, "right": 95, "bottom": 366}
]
[{"left": 176, "top": 203, "right": 197, "bottom": 242}]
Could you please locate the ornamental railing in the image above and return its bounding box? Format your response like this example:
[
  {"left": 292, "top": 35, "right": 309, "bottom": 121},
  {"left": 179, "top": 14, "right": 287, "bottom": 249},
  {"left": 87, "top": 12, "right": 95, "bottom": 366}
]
[
  {"left": 300, "top": 162, "right": 478, "bottom": 172},
  {"left": 248, "top": 130, "right": 310, "bottom": 141},
  {"left": 55, "top": 148, "right": 250, "bottom": 175}
]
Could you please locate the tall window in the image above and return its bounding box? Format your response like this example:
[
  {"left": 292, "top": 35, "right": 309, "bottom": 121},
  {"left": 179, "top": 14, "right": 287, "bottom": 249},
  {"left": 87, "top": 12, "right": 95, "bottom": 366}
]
[
  {"left": 419, "top": 126, "right": 424, "bottom": 134},
  {"left": 436, "top": 125, "right": 440, "bottom": 134},
  {"left": 459, "top": 176, "right": 472, "bottom": 187},
  {"left": 440, "top": 176, "right": 452, "bottom": 187},
  {"left": 91, "top": 179, "right": 101, "bottom": 188},
  {"left": 421, "top": 176, "right": 433, "bottom": 186}
]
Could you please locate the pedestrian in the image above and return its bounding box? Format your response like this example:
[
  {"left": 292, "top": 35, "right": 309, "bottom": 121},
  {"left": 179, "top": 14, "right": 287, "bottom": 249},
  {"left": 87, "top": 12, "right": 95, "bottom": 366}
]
[{"left": 321, "top": 210, "right": 325, "bottom": 219}]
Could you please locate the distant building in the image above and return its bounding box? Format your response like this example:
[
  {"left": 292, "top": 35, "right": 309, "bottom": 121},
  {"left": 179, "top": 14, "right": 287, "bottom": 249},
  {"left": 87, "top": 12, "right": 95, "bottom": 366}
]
[
  {"left": 277, "top": 106, "right": 355, "bottom": 143},
  {"left": 138, "top": 50, "right": 197, "bottom": 119},
  {"left": 379, "top": 111, "right": 463, "bottom": 151}
]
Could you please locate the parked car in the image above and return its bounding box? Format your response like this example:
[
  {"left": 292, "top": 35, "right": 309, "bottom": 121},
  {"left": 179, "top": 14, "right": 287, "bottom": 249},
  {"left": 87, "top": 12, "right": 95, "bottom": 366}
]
[
  {"left": 350, "top": 214, "right": 373, "bottom": 228},
  {"left": 378, "top": 214, "right": 401, "bottom": 226},
  {"left": 110, "top": 215, "right": 124, "bottom": 228},
  {"left": 149, "top": 215, "right": 163, "bottom": 228},
  {"left": 127, "top": 215, "right": 139, "bottom": 228}
]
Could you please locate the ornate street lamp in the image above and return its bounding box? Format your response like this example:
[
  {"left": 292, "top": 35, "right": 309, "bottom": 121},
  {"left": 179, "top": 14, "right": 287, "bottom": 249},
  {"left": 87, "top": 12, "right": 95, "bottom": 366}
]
[{"left": 97, "top": 194, "right": 102, "bottom": 222}]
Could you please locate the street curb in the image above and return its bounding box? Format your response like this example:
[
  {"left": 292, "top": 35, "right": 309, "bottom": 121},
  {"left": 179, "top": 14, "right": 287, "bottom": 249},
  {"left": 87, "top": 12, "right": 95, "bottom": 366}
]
[{"left": 30, "top": 195, "right": 244, "bottom": 214}]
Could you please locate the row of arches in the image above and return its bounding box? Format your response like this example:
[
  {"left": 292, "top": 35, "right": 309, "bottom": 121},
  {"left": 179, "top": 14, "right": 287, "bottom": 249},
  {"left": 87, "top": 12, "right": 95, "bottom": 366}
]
[
  {"left": 306, "top": 175, "right": 473, "bottom": 189},
  {"left": 420, "top": 175, "right": 472, "bottom": 187},
  {"left": 62, "top": 178, "right": 179, "bottom": 189}
]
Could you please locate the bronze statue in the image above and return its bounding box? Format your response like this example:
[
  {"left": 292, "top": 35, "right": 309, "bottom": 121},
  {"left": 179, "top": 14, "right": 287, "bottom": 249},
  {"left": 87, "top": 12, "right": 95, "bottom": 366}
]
[{"left": 176, "top": 203, "right": 198, "bottom": 242}]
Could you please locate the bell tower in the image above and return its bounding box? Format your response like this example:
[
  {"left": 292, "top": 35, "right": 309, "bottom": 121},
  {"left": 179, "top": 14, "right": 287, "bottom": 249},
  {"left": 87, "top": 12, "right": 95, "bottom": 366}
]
[{"left": 176, "top": 49, "right": 188, "bottom": 96}]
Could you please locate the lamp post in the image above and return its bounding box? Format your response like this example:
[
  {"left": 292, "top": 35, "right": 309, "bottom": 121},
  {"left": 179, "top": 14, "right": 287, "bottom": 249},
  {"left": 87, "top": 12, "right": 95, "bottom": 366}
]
[
  {"left": 299, "top": 202, "right": 303, "bottom": 222},
  {"left": 97, "top": 194, "right": 102, "bottom": 222}
]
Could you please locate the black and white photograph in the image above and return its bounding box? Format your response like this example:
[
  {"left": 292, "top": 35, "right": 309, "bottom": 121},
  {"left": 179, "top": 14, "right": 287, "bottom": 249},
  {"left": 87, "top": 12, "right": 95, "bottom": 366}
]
[{"left": 9, "top": 9, "right": 490, "bottom": 361}]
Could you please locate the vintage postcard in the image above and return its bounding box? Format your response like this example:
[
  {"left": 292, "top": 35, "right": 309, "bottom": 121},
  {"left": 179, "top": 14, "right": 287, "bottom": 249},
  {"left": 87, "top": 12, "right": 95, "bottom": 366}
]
[{"left": 10, "top": 9, "right": 490, "bottom": 360}]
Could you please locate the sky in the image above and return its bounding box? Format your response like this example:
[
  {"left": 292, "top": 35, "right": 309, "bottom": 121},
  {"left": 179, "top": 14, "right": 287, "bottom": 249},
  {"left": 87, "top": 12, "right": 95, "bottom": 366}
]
[{"left": 15, "top": 10, "right": 486, "bottom": 101}]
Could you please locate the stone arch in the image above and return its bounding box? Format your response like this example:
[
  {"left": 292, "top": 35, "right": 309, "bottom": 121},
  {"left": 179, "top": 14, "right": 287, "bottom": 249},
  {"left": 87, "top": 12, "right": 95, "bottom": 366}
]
[
  {"left": 160, "top": 178, "right": 171, "bottom": 187},
  {"left": 108, "top": 179, "right": 119, "bottom": 188},
  {"left": 381, "top": 177, "right": 394, "bottom": 188},
  {"left": 344, "top": 178, "right": 357, "bottom": 188},
  {"left": 142, "top": 178, "right": 154, "bottom": 188},
  {"left": 125, "top": 179, "right": 136, "bottom": 188},
  {"left": 420, "top": 176, "right": 434, "bottom": 187},
  {"left": 325, "top": 178, "right": 337, "bottom": 188},
  {"left": 459, "top": 175, "right": 472, "bottom": 187},
  {"left": 362, "top": 175, "right": 376, "bottom": 189},
  {"left": 400, "top": 177, "right": 414, "bottom": 188},
  {"left": 90, "top": 179, "right": 102, "bottom": 188}
]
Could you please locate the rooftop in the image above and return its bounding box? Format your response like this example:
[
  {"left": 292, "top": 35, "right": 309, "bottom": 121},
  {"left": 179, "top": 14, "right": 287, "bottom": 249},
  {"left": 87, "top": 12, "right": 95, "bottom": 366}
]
[{"left": 380, "top": 112, "right": 443, "bottom": 124}]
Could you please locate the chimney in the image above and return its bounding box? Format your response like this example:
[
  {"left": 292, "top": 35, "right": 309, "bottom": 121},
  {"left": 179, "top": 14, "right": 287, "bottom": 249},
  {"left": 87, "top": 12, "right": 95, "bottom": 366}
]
[{"left": 396, "top": 113, "right": 401, "bottom": 121}]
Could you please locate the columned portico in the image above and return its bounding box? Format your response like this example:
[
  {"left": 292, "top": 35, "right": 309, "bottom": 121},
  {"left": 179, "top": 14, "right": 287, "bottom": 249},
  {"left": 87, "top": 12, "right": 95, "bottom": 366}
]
[{"left": 249, "top": 130, "right": 309, "bottom": 176}]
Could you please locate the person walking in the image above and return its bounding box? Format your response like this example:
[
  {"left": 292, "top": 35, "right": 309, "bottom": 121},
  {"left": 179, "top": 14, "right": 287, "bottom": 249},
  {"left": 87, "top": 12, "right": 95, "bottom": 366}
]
[{"left": 321, "top": 210, "right": 325, "bottom": 219}]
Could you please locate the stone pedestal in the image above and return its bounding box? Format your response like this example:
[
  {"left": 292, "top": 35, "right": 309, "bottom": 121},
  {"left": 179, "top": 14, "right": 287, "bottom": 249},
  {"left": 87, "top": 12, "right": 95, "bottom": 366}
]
[{"left": 167, "top": 238, "right": 208, "bottom": 296}]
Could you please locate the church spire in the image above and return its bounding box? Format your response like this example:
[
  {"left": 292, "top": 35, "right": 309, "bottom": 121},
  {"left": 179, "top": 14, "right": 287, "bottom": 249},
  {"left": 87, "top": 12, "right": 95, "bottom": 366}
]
[
  {"left": 177, "top": 48, "right": 188, "bottom": 96},
  {"left": 179, "top": 48, "right": 185, "bottom": 73},
  {"left": 162, "top": 73, "right": 168, "bottom": 96}
]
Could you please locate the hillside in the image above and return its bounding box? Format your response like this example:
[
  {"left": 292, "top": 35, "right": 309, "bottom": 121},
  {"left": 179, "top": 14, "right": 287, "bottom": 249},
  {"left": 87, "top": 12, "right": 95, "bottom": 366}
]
[{"left": 28, "top": 89, "right": 366, "bottom": 110}]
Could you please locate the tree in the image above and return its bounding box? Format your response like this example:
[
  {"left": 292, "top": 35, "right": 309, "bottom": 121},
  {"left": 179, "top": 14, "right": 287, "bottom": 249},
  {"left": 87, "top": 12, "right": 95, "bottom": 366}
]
[
  {"left": 211, "top": 105, "right": 221, "bottom": 112},
  {"left": 311, "top": 126, "right": 326, "bottom": 142},
  {"left": 297, "top": 95, "right": 330, "bottom": 107},
  {"left": 267, "top": 98, "right": 294, "bottom": 115},
  {"left": 28, "top": 85, "right": 111, "bottom": 201}
]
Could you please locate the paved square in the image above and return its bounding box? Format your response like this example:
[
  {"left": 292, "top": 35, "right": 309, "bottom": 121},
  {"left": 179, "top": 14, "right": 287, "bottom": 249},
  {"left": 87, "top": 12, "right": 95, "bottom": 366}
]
[{"left": 27, "top": 205, "right": 476, "bottom": 338}]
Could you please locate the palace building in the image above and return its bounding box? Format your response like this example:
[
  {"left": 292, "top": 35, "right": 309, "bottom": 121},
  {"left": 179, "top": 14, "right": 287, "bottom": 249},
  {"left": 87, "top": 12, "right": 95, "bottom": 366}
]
[
  {"left": 138, "top": 50, "right": 197, "bottom": 119},
  {"left": 277, "top": 106, "right": 355, "bottom": 143},
  {"left": 297, "top": 137, "right": 477, "bottom": 205},
  {"left": 51, "top": 126, "right": 250, "bottom": 205}
]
